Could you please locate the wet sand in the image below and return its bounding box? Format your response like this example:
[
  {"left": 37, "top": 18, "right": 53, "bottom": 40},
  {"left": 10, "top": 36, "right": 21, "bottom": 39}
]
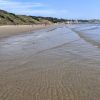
[
  {"left": 0, "top": 24, "right": 100, "bottom": 100},
  {"left": 0, "top": 25, "right": 50, "bottom": 39}
]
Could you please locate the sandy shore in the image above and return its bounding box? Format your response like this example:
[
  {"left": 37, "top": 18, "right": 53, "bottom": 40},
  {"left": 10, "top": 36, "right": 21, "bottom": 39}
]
[
  {"left": 0, "top": 25, "right": 49, "bottom": 38},
  {"left": 0, "top": 24, "right": 100, "bottom": 100}
]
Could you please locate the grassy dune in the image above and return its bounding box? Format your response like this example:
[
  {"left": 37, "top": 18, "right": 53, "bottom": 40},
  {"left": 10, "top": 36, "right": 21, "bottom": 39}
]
[{"left": 0, "top": 9, "right": 66, "bottom": 25}]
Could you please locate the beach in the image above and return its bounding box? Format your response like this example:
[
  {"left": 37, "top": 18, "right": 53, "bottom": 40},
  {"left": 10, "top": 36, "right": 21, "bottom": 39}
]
[
  {"left": 0, "top": 25, "right": 49, "bottom": 39},
  {"left": 0, "top": 24, "right": 100, "bottom": 100}
]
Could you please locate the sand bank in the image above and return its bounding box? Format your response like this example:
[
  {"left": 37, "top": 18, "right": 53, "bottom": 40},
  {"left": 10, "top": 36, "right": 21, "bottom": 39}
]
[{"left": 0, "top": 25, "right": 49, "bottom": 38}]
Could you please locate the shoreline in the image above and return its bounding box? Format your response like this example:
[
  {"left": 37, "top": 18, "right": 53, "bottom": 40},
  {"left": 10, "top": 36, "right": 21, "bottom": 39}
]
[
  {"left": 0, "top": 25, "right": 52, "bottom": 39},
  {"left": 0, "top": 24, "right": 100, "bottom": 100}
]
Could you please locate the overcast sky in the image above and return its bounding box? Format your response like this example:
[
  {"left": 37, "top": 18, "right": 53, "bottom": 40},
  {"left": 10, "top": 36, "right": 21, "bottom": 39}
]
[{"left": 0, "top": 0, "right": 100, "bottom": 19}]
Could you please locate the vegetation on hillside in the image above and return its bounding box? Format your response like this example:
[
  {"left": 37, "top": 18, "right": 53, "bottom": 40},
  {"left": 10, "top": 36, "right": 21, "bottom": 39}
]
[
  {"left": 0, "top": 9, "right": 66, "bottom": 25},
  {"left": 0, "top": 9, "right": 100, "bottom": 25}
]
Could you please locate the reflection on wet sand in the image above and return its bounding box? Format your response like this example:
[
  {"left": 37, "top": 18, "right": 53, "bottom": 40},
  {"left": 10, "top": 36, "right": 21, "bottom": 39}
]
[
  {"left": 69, "top": 24, "right": 100, "bottom": 47},
  {"left": 0, "top": 24, "right": 100, "bottom": 100}
]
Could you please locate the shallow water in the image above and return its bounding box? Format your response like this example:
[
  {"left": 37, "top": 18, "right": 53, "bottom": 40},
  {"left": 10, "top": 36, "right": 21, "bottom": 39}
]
[{"left": 70, "top": 24, "right": 100, "bottom": 47}]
